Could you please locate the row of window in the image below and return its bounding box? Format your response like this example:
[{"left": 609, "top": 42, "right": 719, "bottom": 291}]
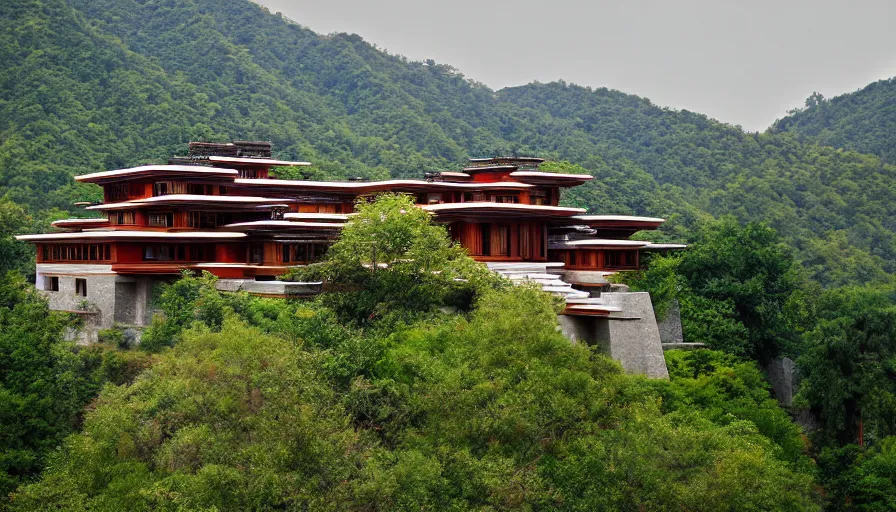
[
  {"left": 143, "top": 244, "right": 207, "bottom": 262},
  {"left": 419, "top": 189, "right": 553, "bottom": 206},
  {"left": 281, "top": 243, "right": 329, "bottom": 264},
  {"left": 42, "top": 244, "right": 111, "bottom": 262},
  {"left": 107, "top": 182, "right": 227, "bottom": 202},
  {"left": 562, "top": 250, "right": 639, "bottom": 269},
  {"left": 154, "top": 182, "right": 221, "bottom": 197},
  {"left": 110, "top": 211, "right": 234, "bottom": 228}
]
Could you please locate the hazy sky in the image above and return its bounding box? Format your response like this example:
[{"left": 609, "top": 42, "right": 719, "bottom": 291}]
[{"left": 254, "top": 0, "right": 896, "bottom": 131}]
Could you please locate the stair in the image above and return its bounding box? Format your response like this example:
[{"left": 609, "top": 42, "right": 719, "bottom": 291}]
[{"left": 486, "top": 262, "right": 602, "bottom": 303}]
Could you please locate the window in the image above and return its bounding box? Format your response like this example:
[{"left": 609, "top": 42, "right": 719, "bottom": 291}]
[
  {"left": 114, "top": 211, "right": 135, "bottom": 225},
  {"left": 154, "top": 181, "right": 187, "bottom": 196},
  {"left": 491, "top": 225, "right": 510, "bottom": 256},
  {"left": 144, "top": 245, "right": 172, "bottom": 261},
  {"left": 44, "top": 276, "right": 59, "bottom": 292},
  {"left": 605, "top": 250, "right": 624, "bottom": 268},
  {"left": 186, "top": 212, "right": 223, "bottom": 229},
  {"left": 249, "top": 244, "right": 264, "bottom": 264},
  {"left": 148, "top": 213, "right": 173, "bottom": 227},
  {"left": 480, "top": 224, "right": 491, "bottom": 256},
  {"left": 282, "top": 243, "right": 328, "bottom": 264},
  {"left": 426, "top": 193, "right": 442, "bottom": 204},
  {"left": 108, "top": 184, "right": 129, "bottom": 202},
  {"left": 493, "top": 195, "right": 519, "bottom": 204},
  {"left": 187, "top": 183, "right": 214, "bottom": 195},
  {"left": 75, "top": 278, "right": 87, "bottom": 297}
]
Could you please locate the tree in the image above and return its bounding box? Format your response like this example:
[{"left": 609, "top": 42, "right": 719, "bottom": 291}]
[
  {"left": 286, "top": 193, "right": 501, "bottom": 326},
  {"left": 626, "top": 218, "right": 807, "bottom": 362},
  {"left": 797, "top": 282, "right": 896, "bottom": 447},
  {"left": 9, "top": 319, "right": 365, "bottom": 511},
  {"left": 0, "top": 272, "right": 140, "bottom": 497}
]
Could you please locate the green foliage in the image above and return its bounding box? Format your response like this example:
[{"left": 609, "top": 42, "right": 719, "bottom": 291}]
[
  {"left": 9, "top": 319, "right": 364, "bottom": 511},
  {"left": 7, "top": 281, "right": 820, "bottom": 510},
  {"left": 626, "top": 218, "right": 806, "bottom": 361},
  {"left": 657, "top": 349, "right": 809, "bottom": 467},
  {"left": 772, "top": 78, "right": 896, "bottom": 164},
  {"left": 0, "top": 199, "right": 38, "bottom": 279},
  {"left": 817, "top": 438, "right": 896, "bottom": 511},
  {"left": 0, "top": 272, "right": 146, "bottom": 498},
  {"left": 96, "top": 327, "right": 126, "bottom": 349},
  {"left": 141, "top": 271, "right": 236, "bottom": 352},
  {"left": 285, "top": 194, "right": 502, "bottom": 326},
  {"left": 796, "top": 281, "right": 896, "bottom": 448}
]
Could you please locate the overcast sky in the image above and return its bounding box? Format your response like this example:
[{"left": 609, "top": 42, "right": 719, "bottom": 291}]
[{"left": 254, "top": 0, "right": 896, "bottom": 131}]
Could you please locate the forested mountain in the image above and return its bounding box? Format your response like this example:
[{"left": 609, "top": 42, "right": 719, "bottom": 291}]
[
  {"left": 771, "top": 78, "right": 896, "bottom": 163},
  {"left": 2, "top": 0, "right": 896, "bottom": 286}
]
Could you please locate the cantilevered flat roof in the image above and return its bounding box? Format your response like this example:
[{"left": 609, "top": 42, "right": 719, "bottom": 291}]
[
  {"left": 572, "top": 215, "right": 666, "bottom": 224},
  {"left": 208, "top": 156, "right": 311, "bottom": 166},
  {"left": 16, "top": 231, "right": 247, "bottom": 242},
  {"left": 461, "top": 165, "right": 518, "bottom": 173},
  {"left": 75, "top": 165, "right": 239, "bottom": 184},
  {"left": 86, "top": 195, "right": 294, "bottom": 211},
  {"left": 438, "top": 171, "right": 471, "bottom": 179},
  {"left": 641, "top": 243, "right": 688, "bottom": 251},
  {"left": 551, "top": 239, "right": 652, "bottom": 249},
  {"left": 51, "top": 218, "right": 110, "bottom": 229},
  {"left": 282, "top": 213, "right": 350, "bottom": 222},
  {"left": 562, "top": 304, "right": 623, "bottom": 317},
  {"left": 422, "top": 202, "right": 586, "bottom": 218},
  {"left": 223, "top": 220, "right": 345, "bottom": 231},
  {"left": 468, "top": 157, "right": 546, "bottom": 164},
  {"left": 509, "top": 171, "right": 594, "bottom": 185},
  {"left": 234, "top": 178, "right": 534, "bottom": 193}
]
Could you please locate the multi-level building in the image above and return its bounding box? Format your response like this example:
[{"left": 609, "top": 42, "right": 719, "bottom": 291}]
[{"left": 18, "top": 141, "right": 683, "bottom": 367}]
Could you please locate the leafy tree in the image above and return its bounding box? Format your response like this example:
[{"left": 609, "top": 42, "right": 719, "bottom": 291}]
[
  {"left": 0, "top": 199, "right": 35, "bottom": 278},
  {"left": 286, "top": 193, "right": 501, "bottom": 326},
  {"left": 772, "top": 78, "right": 896, "bottom": 164},
  {"left": 9, "top": 319, "right": 365, "bottom": 511},
  {"left": 655, "top": 349, "right": 810, "bottom": 468},
  {"left": 140, "top": 271, "right": 239, "bottom": 352},
  {"left": 0, "top": 272, "right": 145, "bottom": 498},
  {"left": 797, "top": 281, "right": 896, "bottom": 447},
  {"left": 816, "top": 438, "right": 896, "bottom": 511},
  {"left": 626, "top": 218, "right": 807, "bottom": 361}
]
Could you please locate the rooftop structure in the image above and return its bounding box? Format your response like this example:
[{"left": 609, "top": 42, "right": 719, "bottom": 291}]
[{"left": 17, "top": 141, "right": 683, "bottom": 344}]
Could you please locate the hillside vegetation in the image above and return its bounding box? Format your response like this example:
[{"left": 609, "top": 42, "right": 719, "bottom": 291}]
[
  {"left": 771, "top": 79, "right": 896, "bottom": 164},
  {"left": 1, "top": 0, "right": 896, "bottom": 286}
]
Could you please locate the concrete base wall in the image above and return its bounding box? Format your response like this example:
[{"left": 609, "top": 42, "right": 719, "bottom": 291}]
[
  {"left": 765, "top": 357, "right": 796, "bottom": 407},
  {"left": 657, "top": 299, "right": 684, "bottom": 344},
  {"left": 37, "top": 265, "right": 163, "bottom": 343},
  {"left": 559, "top": 292, "right": 669, "bottom": 379},
  {"left": 558, "top": 315, "right": 598, "bottom": 345}
]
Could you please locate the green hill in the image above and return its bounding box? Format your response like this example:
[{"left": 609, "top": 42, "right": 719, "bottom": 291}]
[
  {"left": 2, "top": 0, "right": 896, "bottom": 286},
  {"left": 771, "top": 78, "right": 896, "bottom": 163}
]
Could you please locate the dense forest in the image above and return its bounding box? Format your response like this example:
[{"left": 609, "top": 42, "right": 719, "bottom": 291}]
[
  {"left": 771, "top": 79, "right": 896, "bottom": 164},
  {"left": 3, "top": 0, "right": 896, "bottom": 509},
  {"left": 2, "top": 0, "right": 896, "bottom": 286}
]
